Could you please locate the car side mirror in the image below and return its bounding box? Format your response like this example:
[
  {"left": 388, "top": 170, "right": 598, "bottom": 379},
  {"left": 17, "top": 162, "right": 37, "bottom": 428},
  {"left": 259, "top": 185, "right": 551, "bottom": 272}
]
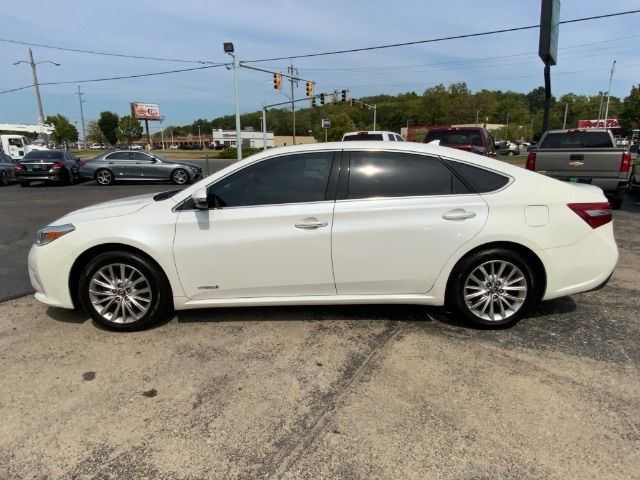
[{"left": 192, "top": 187, "right": 208, "bottom": 209}]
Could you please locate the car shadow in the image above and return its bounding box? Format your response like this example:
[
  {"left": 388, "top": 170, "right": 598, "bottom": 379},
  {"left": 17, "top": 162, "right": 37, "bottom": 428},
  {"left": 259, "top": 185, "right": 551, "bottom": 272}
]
[{"left": 46, "top": 306, "right": 88, "bottom": 324}]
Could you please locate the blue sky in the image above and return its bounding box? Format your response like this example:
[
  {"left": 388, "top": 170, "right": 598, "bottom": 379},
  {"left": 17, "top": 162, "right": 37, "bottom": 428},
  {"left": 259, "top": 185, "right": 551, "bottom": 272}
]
[{"left": 1, "top": 0, "right": 639, "bottom": 128}]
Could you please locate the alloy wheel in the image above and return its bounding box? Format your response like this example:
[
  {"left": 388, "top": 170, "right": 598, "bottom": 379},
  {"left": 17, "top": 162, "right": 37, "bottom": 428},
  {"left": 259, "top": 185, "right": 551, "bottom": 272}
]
[
  {"left": 463, "top": 260, "right": 527, "bottom": 322},
  {"left": 172, "top": 169, "right": 188, "bottom": 185},
  {"left": 96, "top": 170, "right": 112, "bottom": 185},
  {"left": 88, "top": 263, "right": 152, "bottom": 324}
]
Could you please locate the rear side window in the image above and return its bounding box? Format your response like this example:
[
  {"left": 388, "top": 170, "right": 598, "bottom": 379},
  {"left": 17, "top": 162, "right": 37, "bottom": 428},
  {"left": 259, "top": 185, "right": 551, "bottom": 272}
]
[
  {"left": 347, "top": 151, "right": 470, "bottom": 199},
  {"left": 447, "top": 161, "right": 510, "bottom": 193},
  {"left": 23, "top": 151, "right": 64, "bottom": 160},
  {"left": 540, "top": 131, "right": 613, "bottom": 148},
  {"left": 343, "top": 133, "right": 384, "bottom": 141}
]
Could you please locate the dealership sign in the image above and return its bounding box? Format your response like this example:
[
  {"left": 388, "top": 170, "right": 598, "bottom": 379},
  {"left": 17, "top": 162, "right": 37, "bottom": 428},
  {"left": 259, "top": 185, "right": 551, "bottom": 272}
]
[
  {"left": 130, "top": 102, "right": 161, "bottom": 120},
  {"left": 577, "top": 119, "right": 620, "bottom": 129}
]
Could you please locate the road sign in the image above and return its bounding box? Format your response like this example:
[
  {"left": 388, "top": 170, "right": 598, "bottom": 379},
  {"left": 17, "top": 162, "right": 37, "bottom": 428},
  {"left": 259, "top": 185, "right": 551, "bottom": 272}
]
[{"left": 321, "top": 119, "right": 331, "bottom": 128}]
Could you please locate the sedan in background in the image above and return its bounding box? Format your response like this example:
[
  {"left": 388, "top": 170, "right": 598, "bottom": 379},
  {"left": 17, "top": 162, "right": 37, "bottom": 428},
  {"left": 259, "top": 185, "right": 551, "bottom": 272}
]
[
  {"left": 0, "top": 151, "right": 17, "bottom": 186},
  {"left": 28, "top": 142, "right": 617, "bottom": 331},
  {"left": 80, "top": 150, "right": 202, "bottom": 185},
  {"left": 15, "top": 150, "right": 81, "bottom": 187}
]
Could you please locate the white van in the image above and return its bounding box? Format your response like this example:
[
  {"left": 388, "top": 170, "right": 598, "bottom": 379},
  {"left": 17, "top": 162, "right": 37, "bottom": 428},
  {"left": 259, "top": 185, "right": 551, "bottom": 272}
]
[
  {"left": 0, "top": 135, "right": 48, "bottom": 160},
  {"left": 342, "top": 131, "right": 405, "bottom": 142}
]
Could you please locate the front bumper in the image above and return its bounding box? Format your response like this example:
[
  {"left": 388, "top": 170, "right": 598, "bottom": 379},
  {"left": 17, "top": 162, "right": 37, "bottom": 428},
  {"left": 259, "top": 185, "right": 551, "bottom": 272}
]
[{"left": 28, "top": 242, "right": 75, "bottom": 309}]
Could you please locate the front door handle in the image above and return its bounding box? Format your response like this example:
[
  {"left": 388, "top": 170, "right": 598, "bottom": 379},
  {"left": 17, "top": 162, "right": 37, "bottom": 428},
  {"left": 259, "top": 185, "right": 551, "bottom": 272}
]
[
  {"left": 442, "top": 209, "right": 476, "bottom": 221},
  {"left": 295, "top": 221, "right": 328, "bottom": 230}
]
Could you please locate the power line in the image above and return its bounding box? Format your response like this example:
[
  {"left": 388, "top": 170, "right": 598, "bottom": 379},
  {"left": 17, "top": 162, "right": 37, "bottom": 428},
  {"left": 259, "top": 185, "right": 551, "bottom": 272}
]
[
  {"left": 0, "top": 37, "right": 221, "bottom": 64},
  {"left": 0, "top": 84, "right": 34, "bottom": 94},
  {"left": 244, "top": 10, "right": 640, "bottom": 63}
]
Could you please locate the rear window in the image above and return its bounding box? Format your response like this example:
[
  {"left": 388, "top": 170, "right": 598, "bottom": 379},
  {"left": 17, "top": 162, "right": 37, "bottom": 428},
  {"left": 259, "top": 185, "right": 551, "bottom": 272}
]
[
  {"left": 540, "top": 131, "right": 613, "bottom": 149},
  {"left": 23, "top": 151, "right": 64, "bottom": 160},
  {"left": 447, "top": 161, "right": 510, "bottom": 193},
  {"left": 424, "top": 129, "right": 483, "bottom": 147},
  {"left": 343, "top": 133, "right": 384, "bottom": 141}
]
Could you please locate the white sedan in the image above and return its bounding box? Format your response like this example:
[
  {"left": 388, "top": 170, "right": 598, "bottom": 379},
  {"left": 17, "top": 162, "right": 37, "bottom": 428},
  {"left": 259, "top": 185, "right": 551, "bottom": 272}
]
[{"left": 28, "top": 142, "right": 618, "bottom": 331}]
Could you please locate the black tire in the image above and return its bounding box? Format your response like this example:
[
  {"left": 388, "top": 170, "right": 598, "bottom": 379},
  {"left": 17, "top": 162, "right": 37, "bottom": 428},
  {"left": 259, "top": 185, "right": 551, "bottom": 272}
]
[
  {"left": 20, "top": 180, "right": 30, "bottom": 187},
  {"left": 508, "top": 150, "right": 517, "bottom": 156},
  {"left": 77, "top": 251, "right": 173, "bottom": 331},
  {"left": 62, "top": 168, "right": 75, "bottom": 186},
  {"left": 0, "top": 170, "right": 8, "bottom": 187},
  {"left": 95, "top": 168, "right": 114, "bottom": 186},
  {"left": 610, "top": 195, "right": 623, "bottom": 210},
  {"left": 447, "top": 248, "right": 539, "bottom": 328},
  {"left": 171, "top": 168, "right": 190, "bottom": 185}
]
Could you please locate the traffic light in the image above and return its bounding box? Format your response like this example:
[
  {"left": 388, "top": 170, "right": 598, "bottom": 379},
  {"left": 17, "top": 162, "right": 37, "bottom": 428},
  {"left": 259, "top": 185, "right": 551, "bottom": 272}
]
[
  {"left": 311, "top": 97, "right": 317, "bottom": 108},
  {"left": 319, "top": 93, "right": 325, "bottom": 105},
  {"left": 273, "top": 73, "right": 282, "bottom": 90},
  {"left": 305, "top": 81, "right": 314, "bottom": 97},
  {"left": 341, "top": 90, "right": 347, "bottom": 102}
]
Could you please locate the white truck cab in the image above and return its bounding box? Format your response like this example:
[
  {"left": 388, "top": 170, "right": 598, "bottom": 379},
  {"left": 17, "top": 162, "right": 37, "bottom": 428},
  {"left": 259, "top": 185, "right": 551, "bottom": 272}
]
[{"left": 0, "top": 123, "right": 53, "bottom": 160}]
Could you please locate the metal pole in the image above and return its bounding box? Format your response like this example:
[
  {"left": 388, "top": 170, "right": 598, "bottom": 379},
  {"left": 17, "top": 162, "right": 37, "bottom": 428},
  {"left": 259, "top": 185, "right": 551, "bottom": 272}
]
[
  {"left": 232, "top": 54, "right": 242, "bottom": 160},
  {"left": 541, "top": 62, "right": 551, "bottom": 133},
  {"left": 562, "top": 103, "right": 569, "bottom": 129},
  {"left": 76, "top": 85, "right": 86, "bottom": 148},
  {"left": 28, "top": 49, "right": 45, "bottom": 124},
  {"left": 161, "top": 129, "right": 165, "bottom": 150},
  {"left": 171, "top": 129, "right": 174, "bottom": 146},
  {"left": 506, "top": 113, "right": 510, "bottom": 139},
  {"left": 289, "top": 62, "right": 296, "bottom": 145},
  {"left": 596, "top": 91, "right": 605, "bottom": 124},
  {"left": 325, "top": 127, "right": 327, "bottom": 143},
  {"left": 603, "top": 60, "right": 616, "bottom": 131},
  {"left": 373, "top": 105, "right": 377, "bottom": 131},
  {"left": 262, "top": 105, "right": 267, "bottom": 151},
  {"left": 198, "top": 126, "right": 202, "bottom": 147},
  {"left": 475, "top": 109, "right": 479, "bottom": 126}
]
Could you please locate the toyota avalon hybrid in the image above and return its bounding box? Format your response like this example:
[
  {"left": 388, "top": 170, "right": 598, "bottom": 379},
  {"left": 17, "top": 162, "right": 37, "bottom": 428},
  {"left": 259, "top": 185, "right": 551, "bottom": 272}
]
[{"left": 28, "top": 142, "right": 618, "bottom": 330}]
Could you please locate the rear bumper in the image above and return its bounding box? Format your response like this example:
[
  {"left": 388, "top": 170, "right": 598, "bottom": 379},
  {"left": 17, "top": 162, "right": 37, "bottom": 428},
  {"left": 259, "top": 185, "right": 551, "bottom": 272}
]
[
  {"left": 17, "top": 172, "right": 63, "bottom": 182},
  {"left": 537, "top": 223, "right": 618, "bottom": 301}
]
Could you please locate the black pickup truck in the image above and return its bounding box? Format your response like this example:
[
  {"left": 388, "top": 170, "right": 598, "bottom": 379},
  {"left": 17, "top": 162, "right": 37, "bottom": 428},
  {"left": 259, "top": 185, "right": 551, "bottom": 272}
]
[{"left": 526, "top": 129, "right": 631, "bottom": 209}]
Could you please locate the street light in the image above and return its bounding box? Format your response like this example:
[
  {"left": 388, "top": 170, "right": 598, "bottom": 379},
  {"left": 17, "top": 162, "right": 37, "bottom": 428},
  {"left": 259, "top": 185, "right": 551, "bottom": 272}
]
[
  {"left": 14, "top": 48, "right": 60, "bottom": 124},
  {"left": 223, "top": 42, "right": 242, "bottom": 161}
]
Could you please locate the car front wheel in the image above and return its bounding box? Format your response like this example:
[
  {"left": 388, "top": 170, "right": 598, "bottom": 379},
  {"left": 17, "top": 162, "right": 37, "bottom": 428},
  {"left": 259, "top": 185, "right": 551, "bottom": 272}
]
[
  {"left": 77, "top": 251, "right": 172, "bottom": 331},
  {"left": 171, "top": 168, "right": 189, "bottom": 185},
  {"left": 95, "top": 169, "right": 114, "bottom": 186},
  {"left": 448, "top": 248, "right": 538, "bottom": 327}
]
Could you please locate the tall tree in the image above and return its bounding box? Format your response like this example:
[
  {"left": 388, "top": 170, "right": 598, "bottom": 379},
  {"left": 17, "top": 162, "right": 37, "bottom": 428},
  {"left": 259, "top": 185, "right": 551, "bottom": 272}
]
[
  {"left": 45, "top": 114, "right": 78, "bottom": 149},
  {"left": 86, "top": 120, "right": 107, "bottom": 144},
  {"left": 97, "top": 111, "right": 120, "bottom": 145},
  {"left": 619, "top": 85, "right": 640, "bottom": 135},
  {"left": 117, "top": 116, "right": 143, "bottom": 144}
]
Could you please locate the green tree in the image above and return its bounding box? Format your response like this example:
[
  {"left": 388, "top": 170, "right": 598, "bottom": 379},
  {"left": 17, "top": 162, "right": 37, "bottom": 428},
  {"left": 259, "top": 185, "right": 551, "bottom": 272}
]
[
  {"left": 86, "top": 120, "right": 107, "bottom": 144},
  {"left": 45, "top": 114, "right": 78, "bottom": 149},
  {"left": 620, "top": 85, "right": 640, "bottom": 135},
  {"left": 97, "top": 111, "right": 120, "bottom": 145},
  {"left": 313, "top": 112, "right": 356, "bottom": 141},
  {"left": 117, "top": 116, "right": 143, "bottom": 145}
]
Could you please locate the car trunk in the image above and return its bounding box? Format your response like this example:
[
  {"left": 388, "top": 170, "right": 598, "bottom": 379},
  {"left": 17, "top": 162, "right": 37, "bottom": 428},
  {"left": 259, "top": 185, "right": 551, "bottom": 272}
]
[
  {"left": 535, "top": 149, "right": 624, "bottom": 180},
  {"left": 19, "top": 159, "right": 57, "bottom": 175}
]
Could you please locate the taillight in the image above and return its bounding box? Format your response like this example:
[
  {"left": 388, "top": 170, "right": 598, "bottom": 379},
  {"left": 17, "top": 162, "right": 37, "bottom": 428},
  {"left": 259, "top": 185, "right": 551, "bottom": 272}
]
[
  {"left": 567, "top": 202, "right": 612, "bottom": 229},
  {"left": 51, "top": 162, "right": 64, "bottom": 170},
  {"left": 526, "top": 152, "right": 536, "bottom": 170},
  {"left": 620, "top": 151, "right": 631, "bottom": 173},
  {"left": 14, "top": 163, "right": 23, "bottom": 171}
]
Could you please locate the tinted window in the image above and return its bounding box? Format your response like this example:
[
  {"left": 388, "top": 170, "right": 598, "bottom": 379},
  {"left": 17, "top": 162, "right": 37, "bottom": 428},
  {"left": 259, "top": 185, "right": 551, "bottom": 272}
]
[
  {"left": 387, "top": 135, "right": 396, "bottom": 141},
  {"left": 540, "top": 131, "right": 613, "bottom": 148},
  {"left": 347, "top": 152, "right": 470, "bottom": 199},
  {"left": 23, "top": 151, "right": 63, "bottom": 160},
  {"left": 395, "top": 135, "right": 405, "bottom": 142},
  {"left": 447, "top": 161, "right": 509, "bottom": 193},
  {"left": 424, "top": 129, "right": 484, "bottom": 147},
  {"left": 105, "top": 152, "right": 130, "bottom": 160},
  {"left": 209, "top": 152, "right": 333, "bottom": 208},
  {"left": 343, "top": 133, "right": 384, "bottom": 141},
  {"left": 130, "top": 152, "right": 153, "bottom": 161}
]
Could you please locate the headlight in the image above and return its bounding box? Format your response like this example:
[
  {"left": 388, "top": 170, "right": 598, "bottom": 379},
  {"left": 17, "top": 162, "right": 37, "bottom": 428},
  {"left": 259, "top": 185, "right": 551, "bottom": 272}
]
[{"left": 36, "top": 224, "right": 75, "bottom": 246}]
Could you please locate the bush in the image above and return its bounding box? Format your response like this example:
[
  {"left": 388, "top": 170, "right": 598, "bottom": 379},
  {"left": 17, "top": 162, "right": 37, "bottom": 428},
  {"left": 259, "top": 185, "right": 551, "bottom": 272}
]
[{"left": 218, "top": 147, "right": 262, "bottom": 159}]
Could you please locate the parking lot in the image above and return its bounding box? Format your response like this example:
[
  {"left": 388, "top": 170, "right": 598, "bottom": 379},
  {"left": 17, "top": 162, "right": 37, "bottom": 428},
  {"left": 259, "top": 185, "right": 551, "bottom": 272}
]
[{"left": 1, "top": 179, "right": 639, "bottom": 478}]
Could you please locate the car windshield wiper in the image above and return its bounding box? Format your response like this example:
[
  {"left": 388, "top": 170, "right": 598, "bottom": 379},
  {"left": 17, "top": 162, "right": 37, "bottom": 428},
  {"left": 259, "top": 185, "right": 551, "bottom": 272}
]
[{"left": 153, "top": 190, "right": 180, "bottom": 201}]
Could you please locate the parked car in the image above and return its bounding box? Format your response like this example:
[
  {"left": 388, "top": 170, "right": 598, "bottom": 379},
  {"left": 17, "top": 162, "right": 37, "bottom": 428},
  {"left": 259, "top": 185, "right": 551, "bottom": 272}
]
[
  {"left": 495, "top": 140, "right": 519, "bottom": 156},
  {"left": 169, "top": 144, "right": 180, "bottom": 150},
  {"left": 0, "top": 151, "right": 17, "bottom": 186},
  {"left": 29, "top": 142, "right": 617, "bottom": 331},
  {"left": 527, "top": 129, "right": 630, "bottom": 209},
  {"left": 628, "top": 145, "right": 639, "bottom": 195},
  {"left": 130, "top": 144, "right": 143, "bottom": 150},
  {"left": 342, "top": 131, "right": 405, "bottom": 142},
  {"left": 89, "top": 143, "right": 104, "bottom": 150},
  {"left": 423, "top": 126, "right": 498, "bottom": 157},
  {"left": 15, "top": 150, "right": 81, "bottom": 187},
  {"left": 79, "top": 150, "right": 202, "bottom": 185}
]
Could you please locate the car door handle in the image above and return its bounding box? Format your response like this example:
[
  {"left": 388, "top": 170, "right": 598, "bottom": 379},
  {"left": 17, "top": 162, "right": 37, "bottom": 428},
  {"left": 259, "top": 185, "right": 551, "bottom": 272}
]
[
  {"left": 295, "top": 221, "right": 328, "bottom": 230},
  {"left": 442, "top": 209, "right": 476, "bottom": 221}
]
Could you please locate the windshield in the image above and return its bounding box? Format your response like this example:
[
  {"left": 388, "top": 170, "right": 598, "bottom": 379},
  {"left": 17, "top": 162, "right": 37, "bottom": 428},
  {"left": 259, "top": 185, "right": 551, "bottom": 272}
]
[
  {"left": 425, "top": 130, "right": 483, "bottom": 146},
  {"left": 23, "top": 151, "right": 64, "bottom": 160},
  {"left": 540, "top": 131, "right": 613, "bottom": 148}
]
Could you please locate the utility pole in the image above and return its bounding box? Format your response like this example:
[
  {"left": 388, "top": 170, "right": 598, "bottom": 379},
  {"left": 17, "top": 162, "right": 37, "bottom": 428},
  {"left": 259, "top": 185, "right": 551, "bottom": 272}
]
[
  {"left": 596, "top": 91, "right": 605, "bottom": 124},
  {"left": 288, "top": 62, "right": 298, "bottom": 145},
  {"left": 13, "top": 48, "right": 60, "bottom": 125},
  {"left": 562, "top": 103, "right": 569, "bottom": 129},
  {"left": 373, "top": 105, "right": 377, "bottom": 131},
  {"left": 76, "top": 86, "right": 86, "bottom": 148},
  {"left": 603, "top": 60, "right": 616, "bottom": 131}
]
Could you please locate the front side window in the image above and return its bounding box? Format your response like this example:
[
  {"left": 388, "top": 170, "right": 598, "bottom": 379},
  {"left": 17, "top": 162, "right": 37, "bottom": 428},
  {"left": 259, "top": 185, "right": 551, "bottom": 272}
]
[
  {"left": 346, "top": 151, "right": 470, "bottom": 199},
  {"left": 208, "top": 152, "right": 334, "bottom": 208}
]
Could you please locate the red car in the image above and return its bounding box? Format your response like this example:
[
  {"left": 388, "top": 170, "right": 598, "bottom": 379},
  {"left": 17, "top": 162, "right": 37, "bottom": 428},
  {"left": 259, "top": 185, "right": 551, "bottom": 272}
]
[{"left": 423, "top": 126, "right": 498, "bottom": 157}]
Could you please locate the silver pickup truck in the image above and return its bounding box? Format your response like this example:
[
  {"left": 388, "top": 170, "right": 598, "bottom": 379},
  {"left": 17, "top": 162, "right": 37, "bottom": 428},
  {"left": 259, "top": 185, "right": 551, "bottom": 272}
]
[{"left": 526, "top": 129, "right": 632, "bottom": 209}]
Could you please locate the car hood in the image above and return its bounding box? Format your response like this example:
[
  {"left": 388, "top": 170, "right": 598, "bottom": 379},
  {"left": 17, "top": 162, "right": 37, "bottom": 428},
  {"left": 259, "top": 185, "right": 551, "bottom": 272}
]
[
  {"left": 171, "top": 161, "right": 201, "bottom": 169},
  {"left": 53, "top": 192, "right": 159, "bottom": 224}
]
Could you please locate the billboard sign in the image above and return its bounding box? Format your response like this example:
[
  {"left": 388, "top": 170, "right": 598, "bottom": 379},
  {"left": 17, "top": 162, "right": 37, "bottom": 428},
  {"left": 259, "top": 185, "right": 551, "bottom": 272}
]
[
  {"left": 130, "top": 102, "right": 161, "bottom": 120},
  {"left": 539, "top": 0, "right": 560, "bottom": 66},
  {"left": 577, "top": 119, "right": 620, "bottom": 129}
]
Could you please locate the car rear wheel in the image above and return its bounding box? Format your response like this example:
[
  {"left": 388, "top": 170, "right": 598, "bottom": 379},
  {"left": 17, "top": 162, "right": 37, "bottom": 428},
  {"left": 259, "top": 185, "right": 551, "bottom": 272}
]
[
  {"left": 508, "top": 150, "right": 517, "bottom": 156},
  {"left": 78, "top": 251, "right": 172, "bottom": 331},
  {"left": 63, "top": 168, "right": 75, "bottom": 185},
  {"left": 171, "top": 168, "right": 189, "bottom": 185},
  {"left": 95, "top": 169, "right": 114, "bottom": 186},
  {"left": 0, "top": 171, "right": 8, "bottom": 186},
  {"left": 448, "top": 248, "right": 538, "bottom": 328}
]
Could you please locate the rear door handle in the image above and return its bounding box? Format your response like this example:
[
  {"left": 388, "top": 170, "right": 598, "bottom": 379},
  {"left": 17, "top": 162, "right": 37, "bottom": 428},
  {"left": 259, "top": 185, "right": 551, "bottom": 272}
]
[
  {"left": 442, "top": 209, "right": 476, "bottom": 221},
  {"left": 295, "top": 221, "right": 328, "bottom": 230}
]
